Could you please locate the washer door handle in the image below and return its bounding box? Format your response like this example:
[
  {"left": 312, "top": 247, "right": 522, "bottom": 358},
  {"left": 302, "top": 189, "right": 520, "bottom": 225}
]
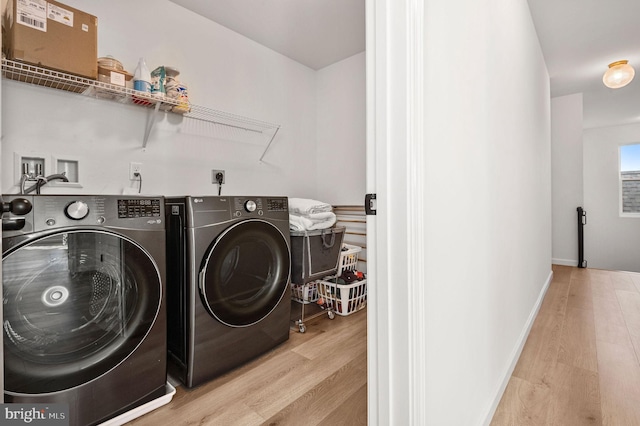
[{"left": 198, "top": 268, "right": 206, "bottom": 292}]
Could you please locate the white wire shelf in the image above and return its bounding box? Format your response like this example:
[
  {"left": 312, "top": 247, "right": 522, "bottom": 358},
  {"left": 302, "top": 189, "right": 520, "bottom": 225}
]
[{"left": 1, "top": 58, "right": 281, "bottom": 156}]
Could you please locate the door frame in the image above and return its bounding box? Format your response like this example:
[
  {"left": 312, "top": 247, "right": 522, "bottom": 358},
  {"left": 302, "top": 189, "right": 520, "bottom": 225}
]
[
  {"left": 1, "top": 26, "right": 4, "bottom": 401},
  {"left": 366, "top": 0, "right": 427, "bottom": 424}
]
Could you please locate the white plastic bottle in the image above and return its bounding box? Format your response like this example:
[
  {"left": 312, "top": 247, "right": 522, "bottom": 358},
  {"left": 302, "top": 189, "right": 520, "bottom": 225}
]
[{"left": 133, "top": 57, "right": 151, "bottom": 93}]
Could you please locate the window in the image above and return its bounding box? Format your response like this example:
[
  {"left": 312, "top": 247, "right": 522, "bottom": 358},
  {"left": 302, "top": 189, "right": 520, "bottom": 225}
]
[{"left": 620, "top": 143, "right": 640, "bottom": 215}]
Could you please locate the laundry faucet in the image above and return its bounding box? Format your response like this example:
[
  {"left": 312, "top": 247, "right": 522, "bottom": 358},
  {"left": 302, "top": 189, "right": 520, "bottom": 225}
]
[{"left": 21, "top": 173, "right": 69, "bottom": 194}]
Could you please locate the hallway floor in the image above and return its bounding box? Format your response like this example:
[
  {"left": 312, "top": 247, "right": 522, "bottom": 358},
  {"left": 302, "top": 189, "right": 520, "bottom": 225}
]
[{"left": 492, "top": 265, "right": 640, "bottom": 425}]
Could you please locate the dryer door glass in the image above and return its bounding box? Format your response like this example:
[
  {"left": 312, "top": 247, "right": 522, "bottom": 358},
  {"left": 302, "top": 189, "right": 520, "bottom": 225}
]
[
  {"left": 2, "top": 230, "right": 161, "bottom": 394},
  {"left": 200, "top": 220, "right": 290, "bottom": 327}
]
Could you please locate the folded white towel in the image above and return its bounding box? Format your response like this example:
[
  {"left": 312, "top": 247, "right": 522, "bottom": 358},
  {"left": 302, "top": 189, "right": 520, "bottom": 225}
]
[
  {"left": 289, "top": 212, "right": 337, "bottom": 231},
  {"left": 289, "top": 198, "right": 333, "bottom": 215},
  {"left": 304, "top": 211, "right": 335, "bottom": 221}
]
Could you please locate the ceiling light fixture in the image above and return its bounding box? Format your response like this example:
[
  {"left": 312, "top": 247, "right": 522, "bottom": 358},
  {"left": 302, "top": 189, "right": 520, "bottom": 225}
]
[{"left": 603, "top": 60, "right": 635, "bottom": 89}]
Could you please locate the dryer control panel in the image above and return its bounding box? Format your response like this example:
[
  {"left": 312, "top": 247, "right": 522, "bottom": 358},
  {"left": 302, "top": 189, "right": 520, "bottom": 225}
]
[
  {"left": 232, "top": 197, "right": 288, "bottom": 218},
  {"left": 266, "top": 197, "right": 288, "bottom": 212},
  {"left": 233, "top": 197, "right": 263, "bottom": 217}
]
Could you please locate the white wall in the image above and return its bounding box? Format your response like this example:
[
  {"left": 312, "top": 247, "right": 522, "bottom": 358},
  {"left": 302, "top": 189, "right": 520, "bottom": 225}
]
[
  {"left": 415, "top": 0, "right": 552, "bottom": 424},
  {"left": 583, "top": 123, "right": 640, "bottom": 272},
  {"left": 2, "top": 0, "right": 320, "bottom": 198},
  {"left": 551, "top": 94, "right": 583, "bottom": 266},
  {"left": 315, "top": 52, "right": 366, "bottom": 205}
]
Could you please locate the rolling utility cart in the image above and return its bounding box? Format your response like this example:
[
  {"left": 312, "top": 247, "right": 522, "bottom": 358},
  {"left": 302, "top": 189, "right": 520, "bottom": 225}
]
[
  {"left": 290, "top": 280, "right": 335, "bottom": 333},
  {"left": 289, "top": 227, "right": 345, "bottom": 333}
]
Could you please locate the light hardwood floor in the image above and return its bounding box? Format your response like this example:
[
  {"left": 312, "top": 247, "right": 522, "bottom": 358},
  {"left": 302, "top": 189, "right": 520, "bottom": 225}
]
[
  {"left": 128, "top": 265, "right": 640, "bottom": 425},
  {"left": 492, "top": 265, "right": 640, "bottom": 425},
  {"left": 128, "top": 303, "right": 367, "bottom": 426}
]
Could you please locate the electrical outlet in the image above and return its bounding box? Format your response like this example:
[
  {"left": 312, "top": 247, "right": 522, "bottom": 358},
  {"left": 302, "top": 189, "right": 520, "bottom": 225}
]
[
  {"left": 212, "top": 169, "right": 225, "bottom": 184},
  {"left": 129, "top": 162, "right": 142, "bottom": 180}
]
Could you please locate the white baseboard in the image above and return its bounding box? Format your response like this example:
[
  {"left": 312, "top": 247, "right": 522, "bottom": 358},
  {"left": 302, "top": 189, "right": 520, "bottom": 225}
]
[
  {"left": 552, "top": 258, "right": 577, "bottom": 267},
  {"left": 481, "top": 269, "right": 554, "bottom": 426}
]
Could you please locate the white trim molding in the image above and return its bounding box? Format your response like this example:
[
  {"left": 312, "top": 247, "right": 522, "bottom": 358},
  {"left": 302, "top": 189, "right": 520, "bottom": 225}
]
[
  {"left": 552, "top": 258, "right": 579, "bottom": 267},
  {"left": 406, "top": 0, "right": 427, "bottom": 424},
  {"left": 366, "top": 0, "right": 427, "bottom": 424},
  {"left": 482, "top": 270, "right": 554, "bottom": 425},
  {"left": 365, "top": 0, "right": 385, "bottom": 423}
]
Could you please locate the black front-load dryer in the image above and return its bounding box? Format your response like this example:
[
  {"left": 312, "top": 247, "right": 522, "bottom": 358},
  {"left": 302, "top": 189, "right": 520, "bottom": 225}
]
[
  {"left": 1, "top": 195, "right": 167, "bottom": 426},
  {"left": 165, "top": 196, "right": 291, "bottom": 388}
]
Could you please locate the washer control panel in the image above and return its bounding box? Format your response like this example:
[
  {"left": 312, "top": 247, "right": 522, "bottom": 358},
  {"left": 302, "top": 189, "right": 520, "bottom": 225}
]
[
  {"left": 4, "top": 195, "right": 166, "bottom": 233},
  {"left": 118, "top": 198, "right": 162, "bottom": 219}
]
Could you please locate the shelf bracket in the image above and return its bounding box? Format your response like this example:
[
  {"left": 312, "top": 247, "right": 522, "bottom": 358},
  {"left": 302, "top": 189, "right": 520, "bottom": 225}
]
[
  {"left": 259, "top": 126, "right": 281, "bottom": 162},
  {"left": 142, "top": 102, "right": 162, "bottom": 149}
]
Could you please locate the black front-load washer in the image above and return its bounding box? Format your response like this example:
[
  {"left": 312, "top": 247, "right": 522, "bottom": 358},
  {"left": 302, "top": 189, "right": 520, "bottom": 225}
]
[
  {"left": 165, "top": 196, "right": 291, "bottom": 388},
  {"left": 1, "top": 195, "right": 167, "bottom": 426}
]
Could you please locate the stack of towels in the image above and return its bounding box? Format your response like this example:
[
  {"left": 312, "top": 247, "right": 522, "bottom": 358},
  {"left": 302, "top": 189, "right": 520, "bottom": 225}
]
[{"left": 289, "top": 198, "right": 337, "bottom": 231}]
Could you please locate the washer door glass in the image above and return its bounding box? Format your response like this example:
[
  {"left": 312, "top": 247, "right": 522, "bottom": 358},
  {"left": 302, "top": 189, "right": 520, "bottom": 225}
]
[
  {"left": 2, "top": 230, "right": 161, "bottom": 394},
  {"left": 200, "top": 220, "right": 290, "bottom": 327}
]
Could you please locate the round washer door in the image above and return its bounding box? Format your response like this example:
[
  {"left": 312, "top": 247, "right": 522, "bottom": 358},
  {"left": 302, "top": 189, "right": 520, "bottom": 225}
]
[
  {"left": 2, "top": 230, "right": 161, "bottom": 395},
  {"left": 200, "top": 219, "right": 291, "bottom": 327}
]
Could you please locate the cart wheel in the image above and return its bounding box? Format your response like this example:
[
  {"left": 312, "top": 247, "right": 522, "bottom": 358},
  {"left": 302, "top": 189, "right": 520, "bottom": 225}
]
[
  {"left": 328, "top": 311, "right": 336, "bottom": 320},
  {"left": 298, "top": 324, "right": 306, "bottom": 333}
]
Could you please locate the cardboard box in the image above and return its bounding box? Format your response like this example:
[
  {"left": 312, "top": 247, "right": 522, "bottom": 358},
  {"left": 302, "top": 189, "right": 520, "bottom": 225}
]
[
  {"left": 2, "top": 0, "right": 98, "bottom": 79},
  {"left": 98, "top": 66, "right": 132, "bottom": 87}
]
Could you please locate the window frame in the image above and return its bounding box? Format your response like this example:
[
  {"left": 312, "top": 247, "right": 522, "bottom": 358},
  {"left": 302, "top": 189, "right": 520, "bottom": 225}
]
[{"left": 619, "top": 143, "right": 640, "bottom": 218}]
